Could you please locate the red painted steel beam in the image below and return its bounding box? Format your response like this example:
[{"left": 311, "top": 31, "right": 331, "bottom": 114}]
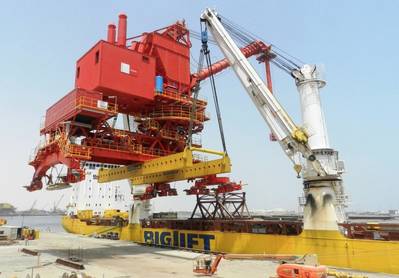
[
  {"left": 191, "top": 41, "right": 270, "bottom": 85},
  {"left": 265, "top": 59, "right": 273, "bottom": 93},
  {"left": 89, "top": 148, "right": 157, "bottom": 164},
  {"left": 195, "top": 175, "right": 230, "bottom": 187}
]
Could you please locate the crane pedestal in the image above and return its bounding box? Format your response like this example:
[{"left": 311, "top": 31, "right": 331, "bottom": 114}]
[{"left": 302, "top": 181, "right": 344, "bottom": 231}]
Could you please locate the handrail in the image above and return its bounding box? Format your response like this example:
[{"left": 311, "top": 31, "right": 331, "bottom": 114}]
[
  {"left": 159, "top": 129, "right": 181, "bottom": 140},
  {"left": 76, "top": 96, "right": 117, "bottom": 114},
  {"left": 84, "top": 138, "right": 174, "bottom": 157},
  {"left": 32, "top": 127, "right": 175, "bottom": 163},
  {"left": 155, "top": 90, "right": 207, "bottom": 107},
  {"left": 43, "top": 94, "right": 117, "bottom": 132},
  {"left": 145, "top": 105, "right": 207, "bottom": 122},
  {"left": 142, "top": 119, "right": 160, "bottom": 130},
  {"left": 64, "top": 144, "right": 91, "bottom": 159}
]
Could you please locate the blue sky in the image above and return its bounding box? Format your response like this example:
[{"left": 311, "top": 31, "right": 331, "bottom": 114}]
[{"left": 0, "top": 1, "right": 398, "bottom": 212}]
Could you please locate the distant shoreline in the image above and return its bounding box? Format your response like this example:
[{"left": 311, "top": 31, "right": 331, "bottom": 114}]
[{"left": 0, "top": 213, "right": 65, "bottom": 217}]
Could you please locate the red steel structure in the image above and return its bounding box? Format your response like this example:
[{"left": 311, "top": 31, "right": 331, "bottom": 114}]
[{"left": 27, "top": 14, "right": 274, "bottom": 197}]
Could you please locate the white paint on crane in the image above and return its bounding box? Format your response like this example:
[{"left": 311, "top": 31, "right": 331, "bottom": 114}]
[
  {"left": 296, "top": 64, "right": 329, "bottom": 150},
  {"left": 295, "top": 64, "right": 346, "bottom": 230}
]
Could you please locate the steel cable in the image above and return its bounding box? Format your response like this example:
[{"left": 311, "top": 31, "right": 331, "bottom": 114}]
[{"left": 200, "top": 23, "right": 228, "bottom": 153}]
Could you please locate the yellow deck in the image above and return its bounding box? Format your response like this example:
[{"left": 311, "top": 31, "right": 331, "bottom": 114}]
[{"left": 62, "top": 216, "right": 399, "bottom": 274}]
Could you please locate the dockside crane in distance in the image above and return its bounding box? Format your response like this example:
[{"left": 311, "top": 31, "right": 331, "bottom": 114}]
[
  {"left": 53, "top": 194, "right": 64, "bottom": 213},
  {"left": 200, "top": 8, "right": 347, "bottom": 230},
  {"left": 29, "top": 200, "right": 37, "bottom": 213}
]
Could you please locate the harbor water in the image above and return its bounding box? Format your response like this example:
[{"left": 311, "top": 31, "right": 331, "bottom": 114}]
[{"left": 2, "top": 215, "right": 64, "bottom": 233}]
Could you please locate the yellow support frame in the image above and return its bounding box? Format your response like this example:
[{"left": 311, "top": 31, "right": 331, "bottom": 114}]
[
  {"left": 130, "top": 155, "right": 231, "bottom": 185},
  {"left": 98, "top": 147, "right": 231, "bottom": 185},
  {"left": 98, "top": 148, "right": 194, "bottom": 183}
]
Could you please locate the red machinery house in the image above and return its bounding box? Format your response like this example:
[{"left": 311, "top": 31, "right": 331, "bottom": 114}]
[
  {"left": 28, "top": 14, "right": 271, "bottom": 197},
  {"left": 28, "top": 14, "right": 206, "bottom": 193},
  {"left": 75, "top": 40, "right": 156, "bottom": 110}
]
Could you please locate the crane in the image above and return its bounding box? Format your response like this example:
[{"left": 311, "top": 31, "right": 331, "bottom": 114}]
[
  {"left": 200, "top": 8, "right": 346, "bottom": 230},
  {"left": 53, "top": 194, "right": 64, "bottom": 213},
  {"left": 29, "top": 200, "right": 37, "bottom": 212}
]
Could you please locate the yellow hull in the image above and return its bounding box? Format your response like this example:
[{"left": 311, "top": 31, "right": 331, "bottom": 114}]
[{"left": 62, "top": 216, "right": 399, "bottom": 274}]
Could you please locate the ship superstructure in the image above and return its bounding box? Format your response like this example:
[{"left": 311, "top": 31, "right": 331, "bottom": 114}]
[{"left": 66, "top": 162, "right": 132, "bottom": 217}]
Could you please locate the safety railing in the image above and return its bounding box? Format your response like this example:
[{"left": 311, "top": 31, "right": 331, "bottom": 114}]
[
  {"left": 43, "top": 93, "right": 117, "bottom": 132},
  {"left": 147, "top": 105, "right": 207, "bottom": 122},
  {"left": 86, "top": 140, "right": 133, "bottom": 152},
  {"left": 155, "top": 90, "right": 207, "bottom": 107},
  {"left": 141, "top": 146, "right": 173, "bottom": 157},
  {"left": 32, "top": 127, "right": 176, "bottom": 163},
  {"left": 64, "top": 144, "right": 91, "bottom": 159},
  {"left": 76, "top": 96, "right": 117, "bottom": 114},
  {"left": 159, "top": 129, "right": 180, "bottom": 140},
  {"left": 84, "top": 139, "right": 173, "bottom": 158},
  {"left": 193, "top": 153, "right": 208, "bottom": 162},
  {"left": 54, "top": 132, "right": 89, "bottom": 159},
  {"left": 29, "top": 130, "right": 66, "bottom": 163},
  {"left": 112, "top": 129, "right": 134, "bottom": 138},
  {"left": 142, "top": 119, "right": 160, "bottom": 130}
]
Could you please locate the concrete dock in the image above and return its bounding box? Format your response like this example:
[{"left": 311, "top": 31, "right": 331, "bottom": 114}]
[{"left": 0, "top": 232, "right": 397, "bottom": 278}]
